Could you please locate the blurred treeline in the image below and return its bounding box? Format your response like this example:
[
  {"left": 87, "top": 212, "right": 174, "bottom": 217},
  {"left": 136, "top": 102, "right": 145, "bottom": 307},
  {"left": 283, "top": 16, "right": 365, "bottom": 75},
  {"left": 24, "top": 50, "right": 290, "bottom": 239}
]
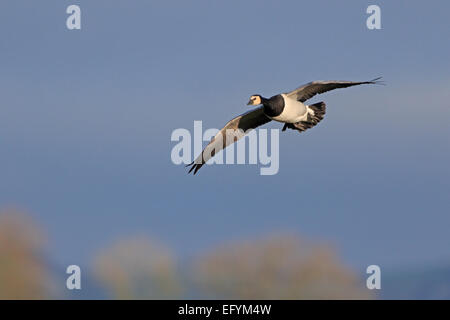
[{"left": 0, "top": 210, "right": 370, "bottom": 299}]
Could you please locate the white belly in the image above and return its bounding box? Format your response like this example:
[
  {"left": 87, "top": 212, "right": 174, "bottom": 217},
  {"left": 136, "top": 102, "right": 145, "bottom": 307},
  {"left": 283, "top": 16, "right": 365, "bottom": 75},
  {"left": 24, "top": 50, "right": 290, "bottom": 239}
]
[{"left": 271, "top": 94, "right": 308, "bottom": 123}]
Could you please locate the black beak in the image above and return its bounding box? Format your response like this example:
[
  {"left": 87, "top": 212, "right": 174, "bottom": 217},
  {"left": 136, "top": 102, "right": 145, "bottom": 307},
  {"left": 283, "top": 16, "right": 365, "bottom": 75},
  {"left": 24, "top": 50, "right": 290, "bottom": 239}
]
[{"left": 247, "top": 100, "right": 252, "bottom": 105}]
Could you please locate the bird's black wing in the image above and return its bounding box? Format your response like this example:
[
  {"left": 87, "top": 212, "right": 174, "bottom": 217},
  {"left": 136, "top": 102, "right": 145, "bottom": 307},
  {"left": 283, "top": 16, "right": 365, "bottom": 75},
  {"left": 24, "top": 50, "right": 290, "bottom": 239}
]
[
  {"left": 187, "top": 106, "right": 271, "bottom": 175},
  {"left": 285, "top": 77, "right": 383, "bottom": 102}
]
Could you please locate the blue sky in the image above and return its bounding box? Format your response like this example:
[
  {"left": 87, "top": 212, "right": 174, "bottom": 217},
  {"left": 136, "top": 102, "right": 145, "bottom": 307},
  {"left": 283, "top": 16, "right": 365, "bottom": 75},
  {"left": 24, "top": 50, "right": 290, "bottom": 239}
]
[{"left": 0, "top": 0, "right": 449, "bottom": 275}]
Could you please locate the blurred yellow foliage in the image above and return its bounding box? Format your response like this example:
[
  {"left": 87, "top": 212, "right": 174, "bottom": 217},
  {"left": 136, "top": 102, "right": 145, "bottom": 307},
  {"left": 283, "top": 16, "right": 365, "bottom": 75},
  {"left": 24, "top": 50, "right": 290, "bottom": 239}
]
[
  {"left": 0, "top": 209, "right": 371, "bottom": 300},
  {"left": 194, "top": 234, "right": 371, "bottom": 299},
  {"left": 93, "top": 236, "right": 181, "bottom": 299},
  {"left": 0, "top": 210, "right": 53, "bottom": 299}
]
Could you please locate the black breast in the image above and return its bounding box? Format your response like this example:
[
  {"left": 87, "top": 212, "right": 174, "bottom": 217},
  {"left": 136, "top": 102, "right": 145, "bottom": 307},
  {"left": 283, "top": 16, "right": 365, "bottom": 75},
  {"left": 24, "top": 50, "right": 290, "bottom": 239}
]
[{"left": 262, "top": 94, "right": 285, "bottom": 117}]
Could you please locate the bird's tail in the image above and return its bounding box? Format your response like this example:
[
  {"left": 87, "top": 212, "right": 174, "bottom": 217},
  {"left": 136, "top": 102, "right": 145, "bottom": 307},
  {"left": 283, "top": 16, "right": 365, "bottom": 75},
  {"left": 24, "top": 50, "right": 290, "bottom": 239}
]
[
  {"left": 307, "top": 101, "right": 326, "bottom": 123},
  {"left": 282, "top": 102, "right": 326, "bottom": 133}
]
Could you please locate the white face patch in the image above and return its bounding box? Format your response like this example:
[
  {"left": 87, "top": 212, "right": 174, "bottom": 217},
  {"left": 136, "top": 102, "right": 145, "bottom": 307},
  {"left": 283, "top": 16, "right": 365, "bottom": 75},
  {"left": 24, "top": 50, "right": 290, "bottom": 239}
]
[{"left": 250, "top": 95, "right": 262, "bottom": 105}]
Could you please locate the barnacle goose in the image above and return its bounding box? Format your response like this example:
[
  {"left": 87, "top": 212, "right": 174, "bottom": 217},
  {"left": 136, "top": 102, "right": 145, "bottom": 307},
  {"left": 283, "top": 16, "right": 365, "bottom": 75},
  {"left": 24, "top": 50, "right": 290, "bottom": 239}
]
[{"left": 187, "top": 78, "right": 383, "bottom": 174}]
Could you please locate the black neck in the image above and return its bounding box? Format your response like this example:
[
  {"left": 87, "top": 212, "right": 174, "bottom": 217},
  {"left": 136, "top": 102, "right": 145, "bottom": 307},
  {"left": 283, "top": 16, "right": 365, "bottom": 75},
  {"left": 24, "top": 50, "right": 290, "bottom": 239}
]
[
  {"left": 260, "top": 96, "right": 269, "bottom": 104},
  {"left": 261, "top": 95, "right": 284, "bottom": 117}
]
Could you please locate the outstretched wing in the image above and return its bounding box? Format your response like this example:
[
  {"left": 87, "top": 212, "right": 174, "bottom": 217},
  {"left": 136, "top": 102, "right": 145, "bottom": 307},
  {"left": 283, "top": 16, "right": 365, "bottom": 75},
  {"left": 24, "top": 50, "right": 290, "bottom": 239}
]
[
  {"left": 286, "top": 77, "right": 383, "bottom": 102},
  {"left": 187, "top": 106, "right": 271, "bottom": 175}
]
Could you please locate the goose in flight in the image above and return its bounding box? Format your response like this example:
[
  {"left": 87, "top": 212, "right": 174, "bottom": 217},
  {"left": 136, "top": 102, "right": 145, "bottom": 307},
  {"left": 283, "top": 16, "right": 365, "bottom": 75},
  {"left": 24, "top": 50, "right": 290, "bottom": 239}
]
[{"left": 187, "top": 78, "right": 382, "bottom": 174}]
